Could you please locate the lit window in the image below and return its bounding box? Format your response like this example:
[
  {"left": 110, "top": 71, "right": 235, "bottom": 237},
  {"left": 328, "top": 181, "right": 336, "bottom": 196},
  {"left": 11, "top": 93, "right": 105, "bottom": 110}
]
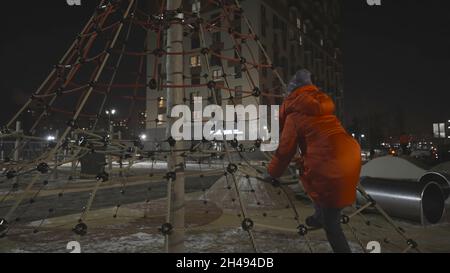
[
  {"left": 192, "top": 1, "right": 200, "bottom": 13},
  {"left": 190, "top": 55, "right": 201, "bottom": 67},
  {"left": 213, "top": 69, "right": 223, "bottom": 80},
  {"left": 440, "top": 123, "right": 446, "bottom": 138},
  {"left": 157, "top": 114, "right": 164, "bottom": 125},
  {"left": 158, "top": 97, "right": 165, "bottom": 108}
]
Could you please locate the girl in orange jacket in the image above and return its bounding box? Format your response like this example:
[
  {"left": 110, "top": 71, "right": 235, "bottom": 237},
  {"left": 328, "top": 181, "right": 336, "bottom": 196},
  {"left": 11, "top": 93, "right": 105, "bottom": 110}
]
[{"left": 267, "top": 69, "right": 361, "bottom": 253}]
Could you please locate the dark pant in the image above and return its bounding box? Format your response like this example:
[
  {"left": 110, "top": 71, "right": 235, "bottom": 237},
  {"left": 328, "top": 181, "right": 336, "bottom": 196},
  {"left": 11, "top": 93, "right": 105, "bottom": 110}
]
[{"left": 312, "top": 204, "right": 352, "bottom": 253}]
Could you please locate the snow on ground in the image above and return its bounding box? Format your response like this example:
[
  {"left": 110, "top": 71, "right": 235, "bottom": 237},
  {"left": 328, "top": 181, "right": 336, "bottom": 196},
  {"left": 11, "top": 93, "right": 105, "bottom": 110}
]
[
  {"left": 59, "top": 160, "right": 225, "bottom": 171},
  {"left": 205, "top": 175, "right": 295, "bottom": 210},
  {"left": 8, "top": 228, "right": 364, "bottom": 253},
  {"left": 432, "top": 162, "right": 450, "bottom": 175},
  {"left": 5, "top": 157, "right": 450, "bottom": 253},
  {"left": 361, "top": 156, "right": 427, "bottom": 180}
]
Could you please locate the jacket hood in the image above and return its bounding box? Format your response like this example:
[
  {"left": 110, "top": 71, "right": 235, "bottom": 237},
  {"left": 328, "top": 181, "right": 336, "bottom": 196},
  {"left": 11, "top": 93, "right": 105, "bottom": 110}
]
[
  {"left": 284, "top": 85, "right": 336, "bottom": 116},
  {"left": 287, "top": 69, "right": 313, "bottom": 94}
]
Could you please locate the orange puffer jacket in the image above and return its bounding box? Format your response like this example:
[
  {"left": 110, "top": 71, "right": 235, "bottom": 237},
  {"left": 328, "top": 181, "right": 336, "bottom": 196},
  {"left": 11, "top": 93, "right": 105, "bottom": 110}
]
[{"left": 268, "top": 85, "right": 361, "bottom": 208}]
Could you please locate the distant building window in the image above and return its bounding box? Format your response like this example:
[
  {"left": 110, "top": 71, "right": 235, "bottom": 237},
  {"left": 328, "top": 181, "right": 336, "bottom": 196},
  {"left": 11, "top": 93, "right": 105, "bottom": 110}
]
[
  {"left": 273, "top": 15, "right": 279, "bottom": 29},
  {"left": 234, "top": 50, "right": 242, "bottom": 78},
  {"left": 215, "top": 89, "right": 222, "bottom": 104},
  {"left": 190, "top": 55, "right": 201, "bottom": 67},
  {"left": 157, "top": 114, "right": 164, "bottom": 125},
  {"left": 296, "top": 18, "right": 301, "bottom": 29},
  {"left": 158, "top": 99, "right": 166, "bottom": 115},
  {"left": 158, "top": 97, "right": 165, "bottom": 108},
  {"left": 210, "top": 88, "right": 222, "bottom": 105},
  {"left": 210, "top": 51, "right": 222, "bottom": 66},
  {"left": 288, "top": 29, "right": 295, "bottom": 41},
  {"left": 290, "top": 66, "right": 296, "bottom": 76},
  {"left": 213, "top": 69, "right": 223, "bottom": 80},
  {"left": 281, "top": 57, "right": 288, "bottom": 78},
  {"left": 211, "top": 13, "right": 222, "bottom": 43},
  {"left": 235, "top": 65, "right": 242, "bottom": 79},
  {"left": 191, "top": 32, "right": 200, "bottom": 49},
  {"left": 212, "top": 32, "right": 221, "bottom": 44},
  {"left": 192, "top": 1, "right": 200, "bottom": 13},
  {"left": 191, "top": 93, "right": 203, "bottom": 120},
  {"left": 434, "top": 123, "right": 446, "bottom": 139},
  {"left": 234, "top": 86, "right": 243, "bottom": 104},
  {"left": 233, "top": 12, "right": 242, "bottom": 33},
  {"left": 281, "top": 22, "right": 287, "bottom": 50},
  {"left": 155, "top": 64, "right": 162, "bottom": 91},
  {"left": 273, "top": 48, "right": 279, "bottom": 66},
  {"left": 191, "top": 74, "right": 201, "bottom": 85}
]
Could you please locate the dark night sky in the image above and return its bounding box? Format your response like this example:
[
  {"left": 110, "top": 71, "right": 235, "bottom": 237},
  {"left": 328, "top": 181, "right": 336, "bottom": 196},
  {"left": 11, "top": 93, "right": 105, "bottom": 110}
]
[
  {"left": 343, "top": 0, "right": 450, "bottom": 134},
  {"left": 1, "top": 0, "right": 449, "bottom": 136}
]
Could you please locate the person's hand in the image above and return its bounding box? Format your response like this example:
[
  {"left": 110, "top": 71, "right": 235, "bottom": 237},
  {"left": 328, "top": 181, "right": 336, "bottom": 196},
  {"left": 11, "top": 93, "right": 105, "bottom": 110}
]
[
  {"left": 260, "top": 170, "right": 274, "bottom": 182},
  {"left": 260, "top": 170, "right": 281, "bottom": 187}
]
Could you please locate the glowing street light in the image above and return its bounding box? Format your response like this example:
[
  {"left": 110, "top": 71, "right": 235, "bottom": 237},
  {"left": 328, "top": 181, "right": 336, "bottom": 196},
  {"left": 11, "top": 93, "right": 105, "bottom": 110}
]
[
  {"left": 105, "top": 109, "right": 117, "bottom": 115},
  {"left": 46, "top": 135, "right": 56, "bottom": 141},
  {"left": 140, "top": 134, "right": 147, "bottom": 141}
]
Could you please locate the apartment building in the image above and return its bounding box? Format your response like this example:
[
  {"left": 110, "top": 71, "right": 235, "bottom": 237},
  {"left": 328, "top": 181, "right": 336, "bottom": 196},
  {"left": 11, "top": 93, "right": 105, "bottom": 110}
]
[{"left": 145, "top": 0, "right": 343, "bottom": 141}]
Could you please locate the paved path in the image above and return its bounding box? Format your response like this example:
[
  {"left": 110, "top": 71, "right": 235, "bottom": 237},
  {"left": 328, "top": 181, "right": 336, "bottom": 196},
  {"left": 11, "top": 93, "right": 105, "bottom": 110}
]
[{"left": 0, "top": 175, "right": 220, "bottom": 223}]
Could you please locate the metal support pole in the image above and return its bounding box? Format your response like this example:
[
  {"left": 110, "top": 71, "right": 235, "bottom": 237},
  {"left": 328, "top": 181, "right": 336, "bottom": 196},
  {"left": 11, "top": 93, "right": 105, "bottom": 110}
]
[
  {"left": 108, "top": 123, "right": 113, "bottom": 172},
  {"left": 53, "top": 130, "right": 59, "bottom": 180},
  {"left": 13, "top": 121, "right": 21, "bottom": 185},
  {"left": 165, "top": 0, "right": 185, "bottom": 253},
  {"left": 71, "top": 132, "right": 77, "bottom": 178},
  {"left": 118, "top": 130, "right": 123, "bottom": 177}
]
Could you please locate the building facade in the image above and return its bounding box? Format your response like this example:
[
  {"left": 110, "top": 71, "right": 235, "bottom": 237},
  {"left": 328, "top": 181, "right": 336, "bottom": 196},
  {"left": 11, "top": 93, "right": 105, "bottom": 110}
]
[{"left": 145, "top": 0, "right": 343, "bottom": 142}]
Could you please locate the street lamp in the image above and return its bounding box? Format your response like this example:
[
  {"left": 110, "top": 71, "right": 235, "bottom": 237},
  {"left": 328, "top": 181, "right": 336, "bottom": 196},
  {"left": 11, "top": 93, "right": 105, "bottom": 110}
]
[
  {"left": 140, "top": 134, "right": 147, "bottom": 141},
  {"left": 105, "top": 109, "right": 117, "bottom": 116},
  {"left": 105, "top": 108, "right": 117, "bottom": 128},
  {"left": 105, "top": 108, "right": 117, "bottom": 172}
]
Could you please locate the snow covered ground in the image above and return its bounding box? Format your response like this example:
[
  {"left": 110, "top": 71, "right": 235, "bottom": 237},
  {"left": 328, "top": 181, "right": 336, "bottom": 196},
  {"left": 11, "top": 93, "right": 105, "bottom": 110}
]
[
  {"left": 3, "top": 157, "right": 450, "bottom": 253},
  {"left": 361, "top": 156, "right": 427, "bottom": 180},
  {"left": 7, "top": 228, "right": 363, "bottom": 253}
]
